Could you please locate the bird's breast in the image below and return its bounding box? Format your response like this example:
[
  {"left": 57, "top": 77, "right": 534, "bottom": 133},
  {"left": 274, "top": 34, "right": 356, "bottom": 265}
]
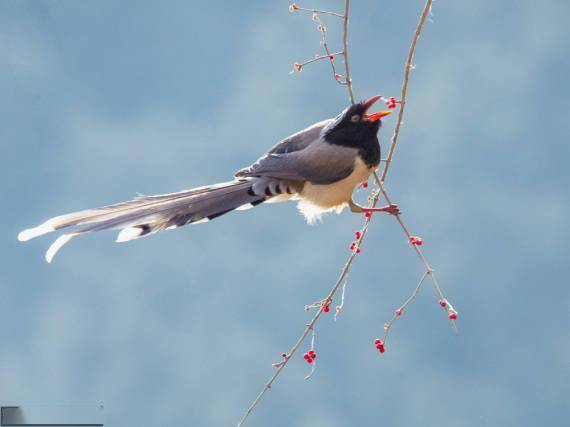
[{"left": 300, "top": 156, "right": 372, "bottom": 210}]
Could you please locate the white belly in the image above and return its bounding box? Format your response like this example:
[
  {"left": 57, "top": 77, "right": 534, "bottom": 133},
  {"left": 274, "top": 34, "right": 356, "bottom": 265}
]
[{"left": 298, "top": 157, "right": 372, "bottom": 223}]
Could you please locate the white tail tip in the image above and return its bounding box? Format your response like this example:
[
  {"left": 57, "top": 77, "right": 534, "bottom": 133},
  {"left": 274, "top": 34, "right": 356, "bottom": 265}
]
[
  {"left": 18, "top": 223, "right": 55, "bottom": 242},
  {"left": 116, "top": 227, "right": 145, "bottom": 243},
  {"left": 45, "top": 233, "right": 78, "bottom": 263}
]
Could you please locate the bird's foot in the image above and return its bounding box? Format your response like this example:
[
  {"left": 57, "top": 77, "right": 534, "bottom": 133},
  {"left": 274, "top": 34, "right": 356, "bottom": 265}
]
[
  {"left": 363, "top": 204, "right": 400, "bottom": 216},
  {"left": 350, "top": 200, "right": 400, "bottom": 216}
]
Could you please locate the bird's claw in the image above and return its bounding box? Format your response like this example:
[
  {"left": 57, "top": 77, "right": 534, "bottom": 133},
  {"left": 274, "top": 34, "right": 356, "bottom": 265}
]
[
  {"left": 382, "top": 203, "right": 400, "bottom": 216},
  {"left": 362, "top": 204, "right": 400, "bottom": 216}
]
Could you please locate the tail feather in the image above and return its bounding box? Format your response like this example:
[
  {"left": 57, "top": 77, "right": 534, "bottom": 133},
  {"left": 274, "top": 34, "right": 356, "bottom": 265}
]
[{"left": 19, "top": 178, "right": 276, "bottom": 262}]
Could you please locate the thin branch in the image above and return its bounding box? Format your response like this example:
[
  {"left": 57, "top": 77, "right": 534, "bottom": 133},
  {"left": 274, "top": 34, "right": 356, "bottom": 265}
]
[
  {"left": 373, "top": 175, "right": 458, "bottom": 335},
  {"left": 342, "top": 0, "right": 355, "bottom": 104},
  {"left": 382, "top": 271, "right": 429, "bottom": 346},
  {"left": 314, "top": 17, "right": 346, "bottom": 85},
  {"left": 236, "top": 239, "right": 362, "bottom": 427},
  {"left": 294, "top": 51, "right": 344, "bottom": 70},
  {"left": 380, "top": 0, "right": 433, "bottom": 181},
  {"left": 294, "top": 5, "right": 344, "bottom": 18}
]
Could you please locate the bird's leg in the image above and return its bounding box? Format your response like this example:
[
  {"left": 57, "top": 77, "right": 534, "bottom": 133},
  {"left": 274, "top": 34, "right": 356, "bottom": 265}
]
[{"left": 349, "top": 199, "right": 400, "bottom": 216}]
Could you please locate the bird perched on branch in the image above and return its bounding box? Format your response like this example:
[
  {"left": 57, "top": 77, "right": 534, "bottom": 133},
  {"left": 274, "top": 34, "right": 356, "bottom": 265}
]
[{"left": 18, "top": 95, "right": 399, "bottom": 262}]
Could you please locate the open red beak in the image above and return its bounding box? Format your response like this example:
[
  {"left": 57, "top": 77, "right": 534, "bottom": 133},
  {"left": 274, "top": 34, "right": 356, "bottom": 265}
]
[{"left": 362, "top": 95, "right": 392, "bottom": 122}]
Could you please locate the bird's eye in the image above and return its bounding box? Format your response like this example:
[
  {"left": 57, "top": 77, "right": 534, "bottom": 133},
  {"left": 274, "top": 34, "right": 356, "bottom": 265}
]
[{"left": 350, "top": 114, "right": 360, "bottom": 123}]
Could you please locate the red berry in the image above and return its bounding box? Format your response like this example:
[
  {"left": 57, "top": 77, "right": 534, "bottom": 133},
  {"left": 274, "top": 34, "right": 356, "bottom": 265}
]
[
  {"left": 335, "top": 73, "right": 342, "bottom": 79},
  {"left": 281, "top": 353, "right": 287, "bottom": 358},
  {"left": 448, "top": 312, "right": 458, "bottom": 320},
  {"left": 323, "top": 304, "right": 330, "bottom": 313},
  {"left": 349, "top": 242, "right": 356, "bottom": 250},
  {"left": 409, "top": 236, "right": 423, "bottom": 246},
  {"left": 377, "top": 345, "right": 385, "bottom": 353},
  {"left": 364, "top": 211, "right": 372, "bottom": 218},
  {"left": 374, "top": 338, "right": 382, "bottom": 345},
  {"left": 329, "top": 54, "right": 334, "bottom": 60},
  {"left": 439, "top": 299, "right": 447, "bottom": 308},
  {"left": 362, "top": 181, "right": 369, "bottom": 188},
  {"left": 308, "top": 350, "right": 315, "bottom": 356},
  {"left": 356, "top": 247, "right": 361, "bottom": 254},
  {"left": 355, "top": 231, "right": 362, "bottom": 239},
  {"left": 396, "top": 309, "right": 403, "bottom": 317}
]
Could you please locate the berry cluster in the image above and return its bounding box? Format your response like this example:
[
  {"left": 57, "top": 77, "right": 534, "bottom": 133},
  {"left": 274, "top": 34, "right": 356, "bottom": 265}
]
[
  {"left": 384, "top": 96, "right": 397, "bottom": 109},
  {"left": 349, "top": 242, "right": 361, "bottom": 254},
  {"left": 409, "top": 235, "right": 423, "bottom": 246},
  {"left": 439, "top": 298, "right": 459, "bottom": 320},
  {"left": 303, "top": 349, "right": 317, "bottom": 364},
  {"left": 374, "top": 338, "right": 385, "bottom": 354}
]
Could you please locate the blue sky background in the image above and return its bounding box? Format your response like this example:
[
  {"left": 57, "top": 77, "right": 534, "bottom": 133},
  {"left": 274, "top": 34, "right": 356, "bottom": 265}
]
[{"left": 1, "top": 1, "right": 569, "bottom": 426}]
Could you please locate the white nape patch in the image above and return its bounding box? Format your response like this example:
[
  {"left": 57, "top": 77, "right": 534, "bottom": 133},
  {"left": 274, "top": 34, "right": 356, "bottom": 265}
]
[
  {"left": 18, "top": 222, "right": 55, "bottom": 241},
  {"left": 236, "top": 203, "right": 254, "bottom": 211},
  {"left": 116, "top": 227, "right": 144, "bottom": 243},
  {"left": 45, "top": 233, "right": 79, "bottom": 263}
]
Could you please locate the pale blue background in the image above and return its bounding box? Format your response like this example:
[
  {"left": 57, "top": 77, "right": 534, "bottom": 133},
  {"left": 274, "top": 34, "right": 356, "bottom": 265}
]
[{"left": 1, "top": 1, "right": 568, "bottom": 426}]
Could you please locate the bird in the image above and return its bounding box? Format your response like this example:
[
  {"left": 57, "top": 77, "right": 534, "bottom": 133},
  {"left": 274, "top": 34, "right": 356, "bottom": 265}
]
[{"left": 18, "top": 95, "right": 400, "bottom": 262}]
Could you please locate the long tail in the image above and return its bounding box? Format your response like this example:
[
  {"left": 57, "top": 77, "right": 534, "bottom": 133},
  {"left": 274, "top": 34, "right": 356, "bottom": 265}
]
[{"left": 18, "top": 178, "right": 281, "bottom": 263}]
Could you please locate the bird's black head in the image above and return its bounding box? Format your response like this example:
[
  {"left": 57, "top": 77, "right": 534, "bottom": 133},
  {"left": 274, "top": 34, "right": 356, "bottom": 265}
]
[{"left": 323, "top": 95, "right": 392, "bottom": 148}]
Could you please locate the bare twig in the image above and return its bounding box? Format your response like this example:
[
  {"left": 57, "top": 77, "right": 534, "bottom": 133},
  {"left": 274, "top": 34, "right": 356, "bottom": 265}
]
[
  {"left": 292, "top": 5, "right": 345, "bottom": 18},
  {"left": 236, "top": 1, "right": 442, "bottom": 425},
  {"left": 293, "top": 51, "right": 344, "bottom": 71},
  {"left": 381, "top": 271, "right": 429, "bottom": 345},
  {"left": 342, "top": 0, "right": 355, "bottom": 104},
  {"left": 381, "top": 0, "right": 433, "bottom": 181},
  {"left": 289, "top": 1, "right": 354, "bottom": 101}
]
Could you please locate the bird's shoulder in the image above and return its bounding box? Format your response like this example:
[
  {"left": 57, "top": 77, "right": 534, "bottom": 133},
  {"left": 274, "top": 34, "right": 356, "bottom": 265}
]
[
  {"left": 235, "top": 119, "right": 332, "bottom": 177},
  {"left": 267, "top": 119, "right": 332, "bottom": 155}
]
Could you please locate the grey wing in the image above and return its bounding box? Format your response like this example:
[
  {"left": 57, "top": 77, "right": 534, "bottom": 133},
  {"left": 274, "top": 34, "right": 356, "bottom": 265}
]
[{"left": 235, "top": 119, "right": 358, "bottom": 185}]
